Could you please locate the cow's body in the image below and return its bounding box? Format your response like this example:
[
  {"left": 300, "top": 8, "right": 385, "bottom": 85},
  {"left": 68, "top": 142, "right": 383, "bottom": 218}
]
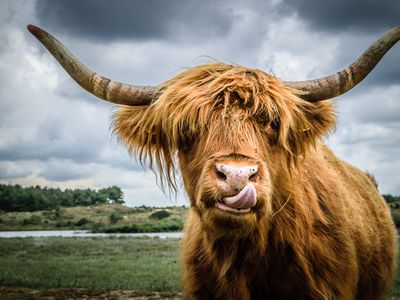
[
  {"left": 182, "top": 145, "right": 396, "bottom": 300},
  {"left": 27, "top": 25, "right": 399, "bottom": 300}
]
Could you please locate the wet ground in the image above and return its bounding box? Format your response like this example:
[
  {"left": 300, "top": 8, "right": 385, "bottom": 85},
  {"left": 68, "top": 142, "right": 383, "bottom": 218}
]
[{"left": 0, "top": 288, "right": 183, "bottom": 299}]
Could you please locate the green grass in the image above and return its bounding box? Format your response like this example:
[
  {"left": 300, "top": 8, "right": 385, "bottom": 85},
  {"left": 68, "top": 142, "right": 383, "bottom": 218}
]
[
  {"left": 0, "top": 237, "right": 182, "bottom": 292},
  {"left": 0, "top": 236, "right": 400, "bottom": 298}
]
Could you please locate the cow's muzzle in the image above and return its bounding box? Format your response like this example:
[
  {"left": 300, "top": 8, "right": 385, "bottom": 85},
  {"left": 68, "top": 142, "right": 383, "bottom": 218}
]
[{"left": 214, "top": 162, "right": 259, "bottom": 213}]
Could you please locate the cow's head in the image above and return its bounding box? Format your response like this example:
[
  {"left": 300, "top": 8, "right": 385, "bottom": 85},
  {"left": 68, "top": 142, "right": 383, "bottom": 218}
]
[
  {"left": 113, "top": 63, "right": 336, "bottom": 237},
  {"left": 27, "top": 25, "right": 400, "bottom": 237}
]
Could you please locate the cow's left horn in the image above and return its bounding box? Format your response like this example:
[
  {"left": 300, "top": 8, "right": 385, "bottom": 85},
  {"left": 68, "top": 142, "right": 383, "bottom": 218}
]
[
  {"left": 27, "top": 24, "right": 156, "bottom": 106},
  {"left": 284, "top": 27, "right": 400, "bottom": 102}
]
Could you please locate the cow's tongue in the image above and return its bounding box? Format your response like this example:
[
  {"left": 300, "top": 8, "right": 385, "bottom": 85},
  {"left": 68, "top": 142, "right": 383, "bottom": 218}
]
[{"left": 223, "top": 184, "right": 257, "bottom": 209}]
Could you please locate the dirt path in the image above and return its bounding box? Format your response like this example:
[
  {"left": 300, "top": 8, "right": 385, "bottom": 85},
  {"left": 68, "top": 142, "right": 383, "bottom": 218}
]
[
  {"left": 2, "top": 287, "right": 399, "bottom": 299},
  {"left": 0, "top": 287, "right": 183, "bottom": 299}
]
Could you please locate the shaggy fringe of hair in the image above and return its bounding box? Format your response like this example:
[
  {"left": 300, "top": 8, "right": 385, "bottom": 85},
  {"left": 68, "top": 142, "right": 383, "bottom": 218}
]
[{"left": 112, "top": 63, "right": 335, "bottom": 192}]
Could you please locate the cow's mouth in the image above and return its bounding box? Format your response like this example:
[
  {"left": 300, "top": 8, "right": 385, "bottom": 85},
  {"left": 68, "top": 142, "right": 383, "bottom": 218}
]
[{"left": 215, "top": 184, "right": 257, "bottom": 214}]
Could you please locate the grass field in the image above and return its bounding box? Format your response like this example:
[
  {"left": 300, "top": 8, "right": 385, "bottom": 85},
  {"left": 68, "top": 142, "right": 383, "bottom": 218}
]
[
  {"left": 0, "top": 236, "right": 399, "bottom": 299},
  {"left": 0, "top": 236, "right": 182, "bottom": 292}
]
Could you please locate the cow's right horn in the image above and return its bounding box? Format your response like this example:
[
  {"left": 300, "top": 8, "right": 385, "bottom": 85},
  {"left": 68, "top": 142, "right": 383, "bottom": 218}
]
[
  {"left": 27, "top": 24, "right": 156, "bottom": 106},
  {"left": 284, "top": 27, "right": 400, "bottom": 102}
]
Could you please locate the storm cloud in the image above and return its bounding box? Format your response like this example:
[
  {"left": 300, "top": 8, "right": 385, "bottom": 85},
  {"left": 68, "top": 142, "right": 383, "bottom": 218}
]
[
  {"left": 278, "top": 0, "right": 400, "bottom": 87},
  {"left": 283, "top": 0, "right": 400, "bottom": 33},
  {"left": 34, "top": 0, "right": 238, "bottom": 42}
]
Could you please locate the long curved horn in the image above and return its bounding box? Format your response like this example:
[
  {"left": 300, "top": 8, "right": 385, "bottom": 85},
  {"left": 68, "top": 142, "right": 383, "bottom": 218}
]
[
  {"left": 284, "top": 27, "right": 400, "bottom": 102},
  {"left": 27, "top": 24, "right": 156, "bottom": 106}
]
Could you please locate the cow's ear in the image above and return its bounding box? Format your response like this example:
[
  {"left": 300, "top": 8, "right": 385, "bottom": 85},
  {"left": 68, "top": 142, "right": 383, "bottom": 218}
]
[
  {"left": 281, "top": 100, "right": 336, "bottom": 158},
  {"left": 112, "top": 106, "right": 163, "bottom": 155},
  {"left": 112, "top": 105, "right": 179, "bottom": 186},
  {"left": 300, "top": 100, "right": 336, "bottom": 140}
]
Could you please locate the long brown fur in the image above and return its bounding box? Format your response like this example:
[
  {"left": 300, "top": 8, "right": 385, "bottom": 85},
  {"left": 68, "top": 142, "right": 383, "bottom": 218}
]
[{"left": 113, "top": 63, "right": 397, "bottom": 299}]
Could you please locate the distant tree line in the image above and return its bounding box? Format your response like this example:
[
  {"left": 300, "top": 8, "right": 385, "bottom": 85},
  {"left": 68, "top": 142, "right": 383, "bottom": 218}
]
[
  {"left": 0, "top": 184, "right": 124, "bottom": 212},
  {"left": 383, "top": 194, "right": 400, "bottom": 204}
]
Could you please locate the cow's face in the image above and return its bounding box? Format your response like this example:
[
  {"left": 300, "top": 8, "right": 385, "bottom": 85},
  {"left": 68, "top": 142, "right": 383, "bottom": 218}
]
[
  {"left": 113, "top": 63, "right": 336, "bottom": 237},
  {"left": 177, "top": 107, "right": 274, "bottom": 238}
]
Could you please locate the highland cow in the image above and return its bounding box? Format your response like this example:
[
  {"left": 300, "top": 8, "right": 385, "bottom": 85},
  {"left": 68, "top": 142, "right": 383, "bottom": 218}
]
[{"left": 28, "top": 24, "right": 399, "bottom": 300}]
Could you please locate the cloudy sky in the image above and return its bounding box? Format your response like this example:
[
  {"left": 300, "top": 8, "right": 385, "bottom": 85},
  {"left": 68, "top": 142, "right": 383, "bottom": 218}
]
[{"left": 0, "top": 0, "right": 399, "bottom": 207}]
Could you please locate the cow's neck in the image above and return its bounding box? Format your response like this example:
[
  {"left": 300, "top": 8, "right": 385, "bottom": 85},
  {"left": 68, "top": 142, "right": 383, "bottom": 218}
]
[{"left": 202, "top": 218, "right": 269, "bottom": 280}]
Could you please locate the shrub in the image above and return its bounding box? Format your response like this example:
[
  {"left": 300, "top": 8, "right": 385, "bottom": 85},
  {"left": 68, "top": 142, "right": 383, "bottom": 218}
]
[
  {"left": 76, "top": 218, "right": 90, "bottom": 226},
  {"left": 109, "top": 212, "right": 123, "bottom": 224},
  {"left": 149, "top": 210, "right": 171, "bottom": 220}
]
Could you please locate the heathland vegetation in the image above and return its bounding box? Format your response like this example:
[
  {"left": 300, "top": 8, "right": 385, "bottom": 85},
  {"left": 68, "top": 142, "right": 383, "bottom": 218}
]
[
  {"left": 0, "top": 184, "right": 187, "bottom": 233},
  {"left": 0, "top": 204, "right": 187, "bottom": 233}
]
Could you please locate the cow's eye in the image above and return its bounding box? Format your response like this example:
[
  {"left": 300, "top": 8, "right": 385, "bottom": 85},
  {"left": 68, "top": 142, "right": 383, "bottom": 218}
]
[
  {"left": 179, "top": 135, "right": 196, "bottom": 153},
  {"left": 270, "top": 119, "right": 280, "bottom": 130}
]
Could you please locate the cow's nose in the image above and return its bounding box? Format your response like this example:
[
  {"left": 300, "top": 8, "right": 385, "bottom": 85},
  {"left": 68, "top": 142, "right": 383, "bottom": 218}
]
[{"left": 215, "top": 163, "right": 258, "bottom": 194}]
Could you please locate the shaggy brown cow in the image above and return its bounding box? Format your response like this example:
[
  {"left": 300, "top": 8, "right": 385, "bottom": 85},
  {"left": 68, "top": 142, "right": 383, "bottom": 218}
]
[{"left": 28, "top": 25, "right": 399, "bottom": 300}]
